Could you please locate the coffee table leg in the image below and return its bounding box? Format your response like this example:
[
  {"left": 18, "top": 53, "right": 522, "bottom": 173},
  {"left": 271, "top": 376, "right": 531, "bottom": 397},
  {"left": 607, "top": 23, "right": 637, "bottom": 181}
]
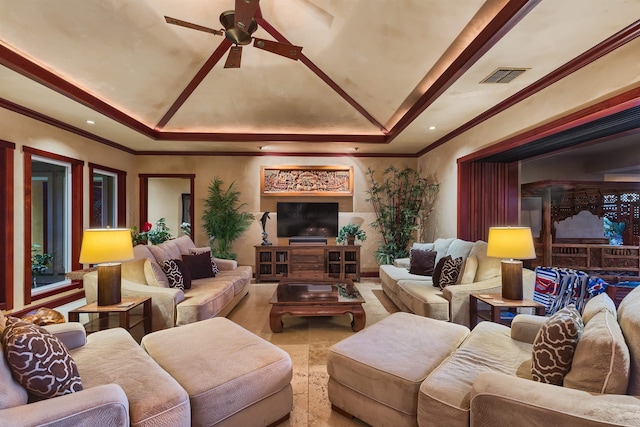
[
  {"left": 351, "top": 306, "right": 366, "bottom": 332},
  {"left": 270, "top": 307, "right": 284, "bottom": 333}
]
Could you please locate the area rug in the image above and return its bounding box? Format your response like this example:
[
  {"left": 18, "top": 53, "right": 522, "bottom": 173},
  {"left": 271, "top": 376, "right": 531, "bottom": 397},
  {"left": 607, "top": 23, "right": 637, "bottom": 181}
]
[{"left": 371, "top": 289, "right": 400, "bottom": 314}]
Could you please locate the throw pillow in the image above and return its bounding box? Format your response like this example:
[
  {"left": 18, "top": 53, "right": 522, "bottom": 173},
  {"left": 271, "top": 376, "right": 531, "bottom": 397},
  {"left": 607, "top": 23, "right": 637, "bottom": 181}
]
[
  {"left": 458, "top": 255, "right": 478, "bottom": 284},
  {"left": 563, "top": 308, "right": 630, "bottom": 394},
  {"left": 432, "top": 255, "right": 450, "bottom": 288},
  {"left": 531, "top": 305, "right": 584, "bottom": 385},
  {"left": 189, "top": 247, "right": 220, "bottom": 274},
  {"left": 161, "top": 259, "right": 192, "bottom": 290},
  {"left": 144, "top": 259, "right": 170, "bottom": 287},
  {"left": 182, "top": 252, "right": 216, "bottom": 280},
  {"left": 409, "top": 249, "right": 437, "bottom": 276},
  {"left": 437, "top": 256, "right": 463, "bottom": 289},
  {"left": 2, "top": 317, "right": 83, "bottom": 399}
]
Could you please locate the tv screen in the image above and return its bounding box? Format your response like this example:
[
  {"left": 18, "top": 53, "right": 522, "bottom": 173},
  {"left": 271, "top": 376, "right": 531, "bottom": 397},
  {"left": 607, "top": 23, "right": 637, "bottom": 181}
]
[{"left": 277, "top": 202, "right": 339, "bottom": 237}]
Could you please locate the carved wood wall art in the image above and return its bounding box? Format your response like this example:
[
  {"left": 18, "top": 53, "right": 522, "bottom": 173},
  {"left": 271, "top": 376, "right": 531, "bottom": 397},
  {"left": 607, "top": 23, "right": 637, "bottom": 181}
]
[{"left": 261, "top": 166, "right": 353, "bottom": 196}]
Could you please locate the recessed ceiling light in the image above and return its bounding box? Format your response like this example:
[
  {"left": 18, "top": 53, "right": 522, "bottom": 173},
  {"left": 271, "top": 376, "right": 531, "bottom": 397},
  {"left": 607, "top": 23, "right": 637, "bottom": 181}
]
[
  {"left": 428, "top": 126, "right": 436, "bottom": 130},
  {"left": 86, "top": 120, "right": 95, "bottom": 125}
]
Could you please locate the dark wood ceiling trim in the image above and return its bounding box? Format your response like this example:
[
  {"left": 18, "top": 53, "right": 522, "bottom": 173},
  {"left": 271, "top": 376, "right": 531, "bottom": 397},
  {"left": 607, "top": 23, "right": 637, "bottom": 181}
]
[
  {"left": 134, "top": 150, "right": 416, "bottom": 158},
  {"left": 457, "top": 85, "right": 640, "bottom": 163},
  {"left": 424, "top": 19, "right": 640, "bottom": 156},
  {"left": 386, "top": 0, "right": 541, "bottom": 143},
  {"left": 256, "top": 17, "right": 388, "bottom": 134},
  {"left": 0, "top": 98, "right": 136, "bottom": 154},
  {"left": 156, "top": 131, "right": 387, "bottom": 143},
  {"left": 0, "top": 44, "right": 155, "bottom": 138},
  {"left": 156, "top": 39, "right": 233, "bottom": 129}
]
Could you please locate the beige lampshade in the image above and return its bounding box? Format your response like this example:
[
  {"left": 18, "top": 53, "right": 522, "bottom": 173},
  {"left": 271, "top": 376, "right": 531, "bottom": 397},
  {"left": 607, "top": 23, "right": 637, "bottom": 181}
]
[
  {"left": 79, "top": 228, "right": 134, "bottom": 264},
  {"left": 486, "top": 226, "right": 536, "bottom": 260}
]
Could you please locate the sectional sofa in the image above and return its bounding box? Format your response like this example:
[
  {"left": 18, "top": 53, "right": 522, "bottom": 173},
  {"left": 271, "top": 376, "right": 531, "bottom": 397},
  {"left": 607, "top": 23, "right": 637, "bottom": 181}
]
[
  {"left": 328, "top": 284, "right": 640, "bottom": 427},
  {"left": 379, "top": 238, "right": 535, "bottom": 327},
  {"left": 83, "top": 235, "right": 252, "bottom": 330}
]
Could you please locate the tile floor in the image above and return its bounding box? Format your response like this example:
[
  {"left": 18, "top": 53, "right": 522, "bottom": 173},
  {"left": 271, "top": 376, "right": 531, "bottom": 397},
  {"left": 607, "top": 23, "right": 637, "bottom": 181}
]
[{"left": 227, "top": 279, "right": 398, "bottom": 427}]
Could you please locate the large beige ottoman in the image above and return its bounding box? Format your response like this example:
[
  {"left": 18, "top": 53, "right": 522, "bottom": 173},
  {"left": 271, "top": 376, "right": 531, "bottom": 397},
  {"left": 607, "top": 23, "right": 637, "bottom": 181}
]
[
  {"left": 327, "top": 312, "right": 470, "bottom": 427},
  {"left": 141, "top": 317, "right": 293, "bottom": 427}
]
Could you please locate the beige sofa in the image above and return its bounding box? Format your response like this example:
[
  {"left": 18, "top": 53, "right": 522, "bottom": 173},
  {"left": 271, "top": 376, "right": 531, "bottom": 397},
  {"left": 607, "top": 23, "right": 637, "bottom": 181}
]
[
  {"left": 379, "top": 238, "right": 535, "bottom": 327},
  {"left": 84, "top": 235, "right": 252, "bottom": 330},
  {"left": 0, "top": 314, "right": 293, "bottom": 427},
  {"left": 327, "top": 286, "right": 640, "bottom": 427}
]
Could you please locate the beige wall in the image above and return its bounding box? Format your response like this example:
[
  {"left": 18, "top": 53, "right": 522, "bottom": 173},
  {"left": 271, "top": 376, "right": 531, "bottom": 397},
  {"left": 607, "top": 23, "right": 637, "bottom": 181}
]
[
  {"left": 147, "top": 177, "right": 191, "bottom": 236},
  {"left": 418, "top": 38, "right": 640, "bottom": 239},
  {"left": 1, "top": 108, "right": 136, "bottom": 310},
  {"left": 135, "top": 155, "right": 417, "bottom": 271}
]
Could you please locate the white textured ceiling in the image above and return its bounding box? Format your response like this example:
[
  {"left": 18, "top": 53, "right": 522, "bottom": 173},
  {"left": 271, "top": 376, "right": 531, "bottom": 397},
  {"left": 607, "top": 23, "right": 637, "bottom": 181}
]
[{"left": 0, "top": 0, "right": 638, "bottom": 155}]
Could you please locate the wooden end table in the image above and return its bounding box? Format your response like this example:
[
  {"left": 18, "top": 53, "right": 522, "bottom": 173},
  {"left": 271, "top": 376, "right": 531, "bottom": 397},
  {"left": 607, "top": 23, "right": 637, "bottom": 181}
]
[
  {"left": 269, "top": 277, "right": 366, "bottom": 333},
  {"left": 69, "top": 297, "right": 152, "bottom": 336},
  {"left": 470, "top": 293, "right": 545, "bottom": 329}
]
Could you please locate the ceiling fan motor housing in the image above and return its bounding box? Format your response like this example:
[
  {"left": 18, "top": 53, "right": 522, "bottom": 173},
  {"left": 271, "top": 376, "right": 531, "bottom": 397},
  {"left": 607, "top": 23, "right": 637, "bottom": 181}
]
[{"left": 220, "top": 10, "right": 258, "bottom": 45}]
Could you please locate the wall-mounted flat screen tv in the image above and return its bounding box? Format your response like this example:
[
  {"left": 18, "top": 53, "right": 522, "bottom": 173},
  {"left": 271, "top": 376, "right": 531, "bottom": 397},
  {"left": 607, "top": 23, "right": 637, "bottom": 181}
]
[{"left": 277, "top": 202, "right": 339, "bottom": 237}]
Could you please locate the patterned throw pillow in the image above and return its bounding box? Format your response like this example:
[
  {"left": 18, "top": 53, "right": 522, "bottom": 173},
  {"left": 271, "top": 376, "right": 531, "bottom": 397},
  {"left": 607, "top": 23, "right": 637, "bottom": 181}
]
[
  {"left": 409, "top": 249, "right": 437, "bottom": 276},
  {"left": 531, "top": 305, "right": 584, "bottom": 385},
  {"left": 161, "top": 259, "right": 192, "bottom": 290},
  {"left": 2, "top": 317, "right": 83, "bottom": 399},
  {"left": 189, "top": 247, "right": 220, "bottom": 274},
  {"left": 437, "top": 256, "right": 463, "bottom": 289}
]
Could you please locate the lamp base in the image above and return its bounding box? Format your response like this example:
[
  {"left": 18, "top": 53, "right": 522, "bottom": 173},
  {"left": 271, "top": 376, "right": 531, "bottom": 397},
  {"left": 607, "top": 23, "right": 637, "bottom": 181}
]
[
  {"left": 501, "top": 260, "right": 523, "bottom": 300},
  {"left": 97, "top": 263, "right": 122, "bottom": 306}
]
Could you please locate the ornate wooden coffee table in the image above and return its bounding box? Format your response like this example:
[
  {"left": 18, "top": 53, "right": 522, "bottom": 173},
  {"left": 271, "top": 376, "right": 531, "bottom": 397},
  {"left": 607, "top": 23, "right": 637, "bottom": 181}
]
[{"left": 269, "top": 277, "right": 366, "bottom": 333}]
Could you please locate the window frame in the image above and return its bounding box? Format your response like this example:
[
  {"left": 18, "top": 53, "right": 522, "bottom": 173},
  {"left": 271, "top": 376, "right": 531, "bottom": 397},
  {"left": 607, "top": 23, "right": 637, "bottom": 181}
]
[
  {"left": 0, "top": 140, "right": 15, "bottom": 311},
  {"left": 89, "top": 163, "right": 126, "bottom": 228},
  {"left": 23, "top": 147, "right": 83, "bottom": 304}
]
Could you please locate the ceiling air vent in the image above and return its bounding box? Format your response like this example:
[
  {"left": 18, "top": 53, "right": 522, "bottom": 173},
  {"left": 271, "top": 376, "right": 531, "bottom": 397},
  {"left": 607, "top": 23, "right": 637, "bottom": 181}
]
[{"left": 480, "top": 68, "right": 528, "bottom": 84}]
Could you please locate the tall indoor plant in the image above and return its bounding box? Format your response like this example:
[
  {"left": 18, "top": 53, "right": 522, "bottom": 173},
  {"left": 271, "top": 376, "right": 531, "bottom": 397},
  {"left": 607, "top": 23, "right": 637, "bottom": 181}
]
[
  {"left": 366, "top": 166, "right": 439, "bottom": 264},
  {"left": 202, "top": 177, "right": 255, "bottom": 260}
]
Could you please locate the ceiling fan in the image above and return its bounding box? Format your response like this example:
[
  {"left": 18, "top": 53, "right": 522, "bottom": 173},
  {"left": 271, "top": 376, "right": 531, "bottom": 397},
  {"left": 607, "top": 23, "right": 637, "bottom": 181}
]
[{"left": 165, "top": 0, "right": 303, "bottom": 68}]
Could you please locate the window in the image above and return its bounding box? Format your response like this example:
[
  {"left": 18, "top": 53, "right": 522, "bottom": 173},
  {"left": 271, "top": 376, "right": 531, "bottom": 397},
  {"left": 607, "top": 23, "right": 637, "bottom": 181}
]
[
  {"left": 23, "top": 147, "right": 83, "bottom": 304},
  {"left": 89, "top": 163, "right": 127, "bottom": 228}
]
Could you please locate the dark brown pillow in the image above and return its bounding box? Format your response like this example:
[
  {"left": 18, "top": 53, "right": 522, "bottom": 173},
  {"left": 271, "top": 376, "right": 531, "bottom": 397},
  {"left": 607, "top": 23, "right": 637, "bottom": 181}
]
[
  {"left": 532, "top": 305, "right": 584, "bottom": 385},
  {"left": 409, "top": 249, "right": 437, "bottom": 276},
  {"left": 432, "top": 255, "right": 450, "bottom": 288},
  {"left": 2, "top": 317, "right": 83, "bottom": 399},
  {"left": 182, "top": 252, "right": 216, "bottom": 280}
]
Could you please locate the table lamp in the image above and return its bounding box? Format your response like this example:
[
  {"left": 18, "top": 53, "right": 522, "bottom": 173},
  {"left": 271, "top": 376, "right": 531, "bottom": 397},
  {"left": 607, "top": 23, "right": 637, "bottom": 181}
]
[
  {"left": 79, "top": 228, "right": 134, "bottom": 306},
  {"left": 486, "top": 226, "right": 536, "bottom": 300}
]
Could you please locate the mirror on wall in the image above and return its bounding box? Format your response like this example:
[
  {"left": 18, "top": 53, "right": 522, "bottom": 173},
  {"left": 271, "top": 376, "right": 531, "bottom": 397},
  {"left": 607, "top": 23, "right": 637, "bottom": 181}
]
[{"left": 139, "top": 174, "right": 195, "bottom": 242}]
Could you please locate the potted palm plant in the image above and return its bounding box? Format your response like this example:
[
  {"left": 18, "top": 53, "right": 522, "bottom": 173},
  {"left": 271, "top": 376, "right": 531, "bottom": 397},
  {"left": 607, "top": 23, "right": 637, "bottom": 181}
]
[
  {"left": 202, "top": 177, "right": 254, "bottom": 260},
  {"left": 337, "top": 223, "right": 367, "bottom": 245}
]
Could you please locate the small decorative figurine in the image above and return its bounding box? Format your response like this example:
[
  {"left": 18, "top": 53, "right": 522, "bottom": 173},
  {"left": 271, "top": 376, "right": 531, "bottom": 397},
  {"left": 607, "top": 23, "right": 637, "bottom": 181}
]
[{"left": 259, "top": 212, "right": 272, "bottom": 245}]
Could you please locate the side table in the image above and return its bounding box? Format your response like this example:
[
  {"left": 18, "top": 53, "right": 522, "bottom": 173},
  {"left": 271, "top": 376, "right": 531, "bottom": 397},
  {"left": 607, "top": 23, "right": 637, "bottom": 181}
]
[
  {"left": 69, "top": 297, "right": 152, "bottom": 337},
  {"left": 470, "top": 293, "right": 545, "bottom": 329}
]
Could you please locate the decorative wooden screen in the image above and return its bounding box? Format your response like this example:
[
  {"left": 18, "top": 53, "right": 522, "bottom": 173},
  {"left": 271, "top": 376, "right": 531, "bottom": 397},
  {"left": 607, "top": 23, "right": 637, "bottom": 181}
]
[{"left": 261, "top": 165, "right": 353, "bottom": 196}]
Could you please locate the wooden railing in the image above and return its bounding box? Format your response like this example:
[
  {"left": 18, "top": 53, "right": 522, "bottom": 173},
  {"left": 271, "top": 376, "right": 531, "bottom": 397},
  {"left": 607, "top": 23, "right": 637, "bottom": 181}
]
[{"left": 529, "top": 243, "right": 640, "bottom": 277}]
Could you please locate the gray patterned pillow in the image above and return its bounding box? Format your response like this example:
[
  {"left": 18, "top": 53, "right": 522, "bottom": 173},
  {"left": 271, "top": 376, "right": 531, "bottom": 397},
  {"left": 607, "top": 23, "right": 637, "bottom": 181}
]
[
  {"left": 2, "top": 317, "right": 83, "bottom": 399},
  {"left": 532, "top": 305, "right": 584, "bottom": 385}
]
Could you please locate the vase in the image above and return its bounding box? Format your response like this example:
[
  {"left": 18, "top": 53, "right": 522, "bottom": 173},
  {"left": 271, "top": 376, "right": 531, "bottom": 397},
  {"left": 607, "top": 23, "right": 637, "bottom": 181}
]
[{"left": 347, "top": 235, "right": 355, "bottom": 245}]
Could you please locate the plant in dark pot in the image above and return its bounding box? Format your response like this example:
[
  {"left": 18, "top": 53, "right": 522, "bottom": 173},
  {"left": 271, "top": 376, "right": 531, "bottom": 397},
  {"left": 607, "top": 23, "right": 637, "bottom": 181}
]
[
  {"left": 31, "top": 244, "right": 53, "bottom": 288},
  {"left": 202, "top": 177, "right": 255, "bottom": 260},
  {"left": 337, "top": 223, "right": 367, "bottom": 245},
  {"left": 366, "top": 166, "right": 439, "bottom": 265}
]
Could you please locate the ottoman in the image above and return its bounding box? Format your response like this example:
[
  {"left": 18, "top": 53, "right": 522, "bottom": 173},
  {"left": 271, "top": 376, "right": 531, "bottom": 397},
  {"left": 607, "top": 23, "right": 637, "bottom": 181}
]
[
  {"left": 141, "top": 317, "right": 293, "bottom": 427},
  {"left": 327, "top": 312, "right": 469, "bottom": 427}
]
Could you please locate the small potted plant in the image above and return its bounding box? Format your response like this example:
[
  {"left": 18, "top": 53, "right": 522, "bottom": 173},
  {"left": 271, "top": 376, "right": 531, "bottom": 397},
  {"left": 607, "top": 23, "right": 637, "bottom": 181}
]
[{"left": 337, "top": 223, "right": 367, "bottom": 245}]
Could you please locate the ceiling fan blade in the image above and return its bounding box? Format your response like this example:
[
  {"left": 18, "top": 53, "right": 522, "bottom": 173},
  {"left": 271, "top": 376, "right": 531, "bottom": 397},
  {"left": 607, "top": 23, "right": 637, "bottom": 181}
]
[
  {"left": 253, "top": 38, "right": 303, "bottom": 60},
  {"left": 165, "top": 16, "right": 223, "bottom": 36},
  {"left": 234, "top": 0, "right": 260, "bottom": 32},
  {"left": 224, "top": 46, "right": 243, "bottom": 68}
]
